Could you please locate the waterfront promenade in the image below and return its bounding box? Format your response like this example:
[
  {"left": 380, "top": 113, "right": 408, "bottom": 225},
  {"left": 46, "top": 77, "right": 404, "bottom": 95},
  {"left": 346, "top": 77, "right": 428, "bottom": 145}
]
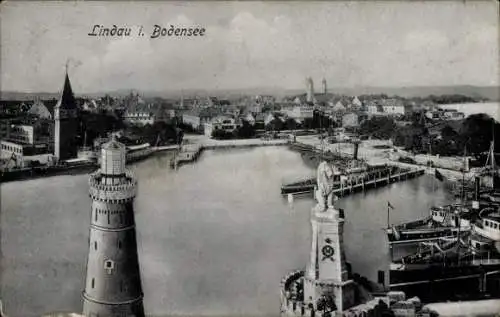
[
  {"left": 154, "top": 135, "right": 289, "bottom": 153},
  {"left": 295, "top": 136, "right": 476, "bottom": 182},
  {"left": 170, "top": 135, "right": 290, "bottom": 167}
]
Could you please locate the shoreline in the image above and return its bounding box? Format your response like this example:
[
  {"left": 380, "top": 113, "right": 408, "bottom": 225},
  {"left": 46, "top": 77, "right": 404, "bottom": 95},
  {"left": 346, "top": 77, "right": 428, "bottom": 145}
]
[
  {"left": 294, "top": 136, "right": 482, "bottom": 182},
  {"left": 1, "top": 138, "right": 291, "bottom": 183}
]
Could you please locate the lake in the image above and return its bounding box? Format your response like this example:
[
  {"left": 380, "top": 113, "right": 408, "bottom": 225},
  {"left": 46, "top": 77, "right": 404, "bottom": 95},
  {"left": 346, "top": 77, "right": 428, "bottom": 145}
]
[
  {"left": 1, "top": 147, "right": 454, "bottom": 317},
  {"left": 439, "top": 102, "right": 500, "bottom": 122}
]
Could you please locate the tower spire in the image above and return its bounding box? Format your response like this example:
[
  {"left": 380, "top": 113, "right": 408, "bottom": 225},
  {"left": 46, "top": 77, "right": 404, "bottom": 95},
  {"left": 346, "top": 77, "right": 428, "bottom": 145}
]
[{"left": 54, "top": 65, "right": 78, "bottom": 161}]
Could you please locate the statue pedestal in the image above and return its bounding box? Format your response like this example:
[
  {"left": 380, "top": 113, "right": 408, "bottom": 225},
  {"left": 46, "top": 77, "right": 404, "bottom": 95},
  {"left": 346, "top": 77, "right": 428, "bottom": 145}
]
[{"left": 304, "top": 205, "right": 356, "bottom": 312}]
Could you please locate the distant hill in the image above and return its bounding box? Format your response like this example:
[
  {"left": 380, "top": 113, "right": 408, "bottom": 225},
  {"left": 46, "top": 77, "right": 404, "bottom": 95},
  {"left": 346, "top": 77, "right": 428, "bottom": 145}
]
[
  {"left": 2, "top": 85, "right": 498, "bottom": 101},
  {"left": 0, "top": 91, "right": 60, "bottom": 101},
  {"left": 287, "top": 86, "right": 499, "bottom": 101}
]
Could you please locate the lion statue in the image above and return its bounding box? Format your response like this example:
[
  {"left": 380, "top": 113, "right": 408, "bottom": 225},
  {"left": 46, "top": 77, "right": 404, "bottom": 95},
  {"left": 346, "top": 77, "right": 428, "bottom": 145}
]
[{"left": 315, "top": 161, "right": 337, "bottom": 211}]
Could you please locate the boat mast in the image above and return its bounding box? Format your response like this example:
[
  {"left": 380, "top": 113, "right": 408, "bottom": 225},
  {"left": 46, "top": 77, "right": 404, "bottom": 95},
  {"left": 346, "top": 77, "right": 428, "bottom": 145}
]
[
  {"left": 484, "top": 119, "right": 496, "bottom": 188},
  {"left": 456, "top": 143, "right": 467, "bottom": 255},
  {"left": 491, "top": 120, "right": 496, "bottom": 186},
  {"left": 319, "top": 109, "right": 325, "bottom": 155}
]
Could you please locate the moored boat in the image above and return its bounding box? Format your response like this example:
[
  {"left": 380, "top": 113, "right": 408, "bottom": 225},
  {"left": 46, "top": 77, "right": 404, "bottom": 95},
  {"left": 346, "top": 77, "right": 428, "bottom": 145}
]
[
  {"left": 126, "top": 143, "right": 154, "bottom": 163},
  {"left": 471, "top": 206, "right": 500, "bottom": 249},
  {"left": 386, "top": 204, "right": 474, "bottom": 245},
  {"left": 389, "top": 233, "right": 500, "bottom": 301}
]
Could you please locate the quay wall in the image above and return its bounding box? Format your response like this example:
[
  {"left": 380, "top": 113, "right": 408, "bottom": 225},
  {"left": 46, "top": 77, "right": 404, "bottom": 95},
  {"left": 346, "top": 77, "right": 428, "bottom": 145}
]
[
  {"left": 171, "top": 139, "right": 290, "bottom": 167},
  {"left": 295, "top": 135, "right": 476, "bottom": 174},
  {"left": 202, "top": 139, "right": 289, "bottom": 149}
]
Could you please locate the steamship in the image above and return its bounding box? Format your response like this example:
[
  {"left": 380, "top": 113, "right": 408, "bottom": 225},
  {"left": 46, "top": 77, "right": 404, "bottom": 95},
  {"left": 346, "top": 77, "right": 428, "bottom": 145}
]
[{"left": 389, "top": 199, "right": 500, "bottom": 302}]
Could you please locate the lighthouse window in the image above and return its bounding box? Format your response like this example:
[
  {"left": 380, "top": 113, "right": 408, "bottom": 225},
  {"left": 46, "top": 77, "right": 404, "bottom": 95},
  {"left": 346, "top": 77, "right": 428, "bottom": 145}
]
[
  {"left": 91, "top": 278, "right": 95, "bottom": 288},
  {"left": 94, "top": 241, "right": 97, "bottom": 250}
]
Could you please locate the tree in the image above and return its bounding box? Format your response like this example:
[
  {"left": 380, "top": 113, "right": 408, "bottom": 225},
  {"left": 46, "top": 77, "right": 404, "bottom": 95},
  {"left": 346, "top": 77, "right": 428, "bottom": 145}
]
[
  {"left": 265, "top": 116, "right": 284, "bottom": 132},
  {"left": 459, "top": 114, "right": 495, "bottom": 156},
  {"left": 286, "top": 118, "right": 297, "bottom": 131},
  {"left": 359, "top": 116, "right": 397, "bottom": 140},
  {"left": 236, "top": 121, "right": 256, "bottom": 138},
  {"left": 211, "top": 128, "right": 234, "bottom": 140},
  {"left": 441, "top": 125, "right": 458, "bottom": 140}
]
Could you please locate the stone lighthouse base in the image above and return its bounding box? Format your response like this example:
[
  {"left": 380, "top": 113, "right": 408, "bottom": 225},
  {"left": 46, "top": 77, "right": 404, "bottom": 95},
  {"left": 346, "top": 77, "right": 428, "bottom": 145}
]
[
  {"left": 280, "top": 271, "right": 425, "bottom": 317},
  {"left": 303, "top": 277, "right": 357, "bottom": 312}
]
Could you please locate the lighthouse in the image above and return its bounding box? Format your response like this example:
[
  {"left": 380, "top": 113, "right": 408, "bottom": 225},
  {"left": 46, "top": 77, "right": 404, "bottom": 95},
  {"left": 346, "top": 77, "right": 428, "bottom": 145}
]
[{"left": 83, "top": 136, "right": 145, "bottom": 317}]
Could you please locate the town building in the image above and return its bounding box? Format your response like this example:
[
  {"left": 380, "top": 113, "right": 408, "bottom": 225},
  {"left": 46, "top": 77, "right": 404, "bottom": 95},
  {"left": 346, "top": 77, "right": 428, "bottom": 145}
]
[
  {"left": 83, "top": 137, "right": 145, "bottom": 317},
  {"left": 121, "top": 93, "right": 156, "bottom": 126},
  {"left": 365, "top": 101, "right": 382, "bottom": 115},
  {"left": 182, "top": 107, "right": 222, "bottom": 132},
  {"left": 425, "top": 110, "right": 441, "bottom": 120},
  {"left": 0, "top": 140, "right": 53, "bottom": 169},
  {"left": 333, "top": 101, "right": 347, "bottom": 113},
  {"left": 28, "top": 98, "right": 58, "bottom": 119},
  {"left": 54, "top": 71, "right": 79, "bottom": 161},
  {"left": 351, "top": 96, "right": 362, "bottom": 109},
  {"left": 182, "top": 110, "right": 203, "bottom": 130},
  {"left": 442, "top": 109, "right": 465, "bottom": 121},
  {"left": 380, "top": 99, "right": 411, "bottom": 116},
  {"left": 342, "top": 112, "right": 359, "bottom": 128},
  {"left": 7, "top": 124, "right": 34, "bottom": 144},
  {"left": 204, "top": 115, "right": 239, "bottom": 137},
  {"left": 0, "top": 100, "right": 30, "bottom": 118},
  {"left": 281, "top": 103, "right": 314, "bottom": 120},
  {"left": 123, "top": 109, "right": 155, "bottom": 126}
]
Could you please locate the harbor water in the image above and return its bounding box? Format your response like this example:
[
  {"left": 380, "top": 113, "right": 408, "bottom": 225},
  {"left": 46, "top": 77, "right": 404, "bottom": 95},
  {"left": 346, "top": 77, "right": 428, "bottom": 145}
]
[{"left": 1, "top": 147, "right": 454, "bottom": 317}]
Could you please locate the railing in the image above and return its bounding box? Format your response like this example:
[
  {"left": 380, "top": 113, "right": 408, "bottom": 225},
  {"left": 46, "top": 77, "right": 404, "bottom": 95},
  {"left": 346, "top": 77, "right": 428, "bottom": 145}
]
[
  {"left": 280, "top": 270, "right": 305, "bottom": 315},
  {"left": 88, "top": 170, "right": 137, "bottom": 201},
  {"left": 282, "top": 166, "right": 424, "bottom": 195}
]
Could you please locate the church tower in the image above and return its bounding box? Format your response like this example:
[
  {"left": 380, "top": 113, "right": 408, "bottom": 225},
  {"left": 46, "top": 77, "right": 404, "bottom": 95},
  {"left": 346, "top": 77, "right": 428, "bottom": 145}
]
[
  {"left": 303, "top": 207, "right": 356, "bottom": 312},
  {"left": 322, "top": 78, "right": 327, "bottom": 95},
  {"left": 306, "top": 77, "right": 314, "bottom": 103},
  {"left": 83, "top": 137, "right": 145, "bottom": 317},
  {"left": 54, "top": 69, "right": 78, "bottom": 161}
]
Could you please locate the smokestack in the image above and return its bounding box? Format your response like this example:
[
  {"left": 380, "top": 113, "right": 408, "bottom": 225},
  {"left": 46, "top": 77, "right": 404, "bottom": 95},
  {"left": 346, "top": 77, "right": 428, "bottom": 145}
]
[
  {"left": 474, "top": 176, "right": 481, "bottom": 200},
  {"left": 472, "top": 176, "right": 481, "bottom": 210},
  {"left": 353, "top": 142, "right": 359, "bottom": 160}
]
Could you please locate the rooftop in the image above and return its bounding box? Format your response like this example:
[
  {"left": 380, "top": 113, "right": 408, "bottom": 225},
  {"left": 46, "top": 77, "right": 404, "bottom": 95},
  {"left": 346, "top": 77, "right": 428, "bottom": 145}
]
[{"left": 55, "top": 73, "right": 77, "bottom": 110}]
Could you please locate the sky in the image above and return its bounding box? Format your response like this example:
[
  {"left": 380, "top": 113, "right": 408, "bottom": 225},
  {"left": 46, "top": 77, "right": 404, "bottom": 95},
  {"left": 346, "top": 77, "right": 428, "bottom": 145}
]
[{"left": 0, "top": 1, "right": 498, "bottom": 93}]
